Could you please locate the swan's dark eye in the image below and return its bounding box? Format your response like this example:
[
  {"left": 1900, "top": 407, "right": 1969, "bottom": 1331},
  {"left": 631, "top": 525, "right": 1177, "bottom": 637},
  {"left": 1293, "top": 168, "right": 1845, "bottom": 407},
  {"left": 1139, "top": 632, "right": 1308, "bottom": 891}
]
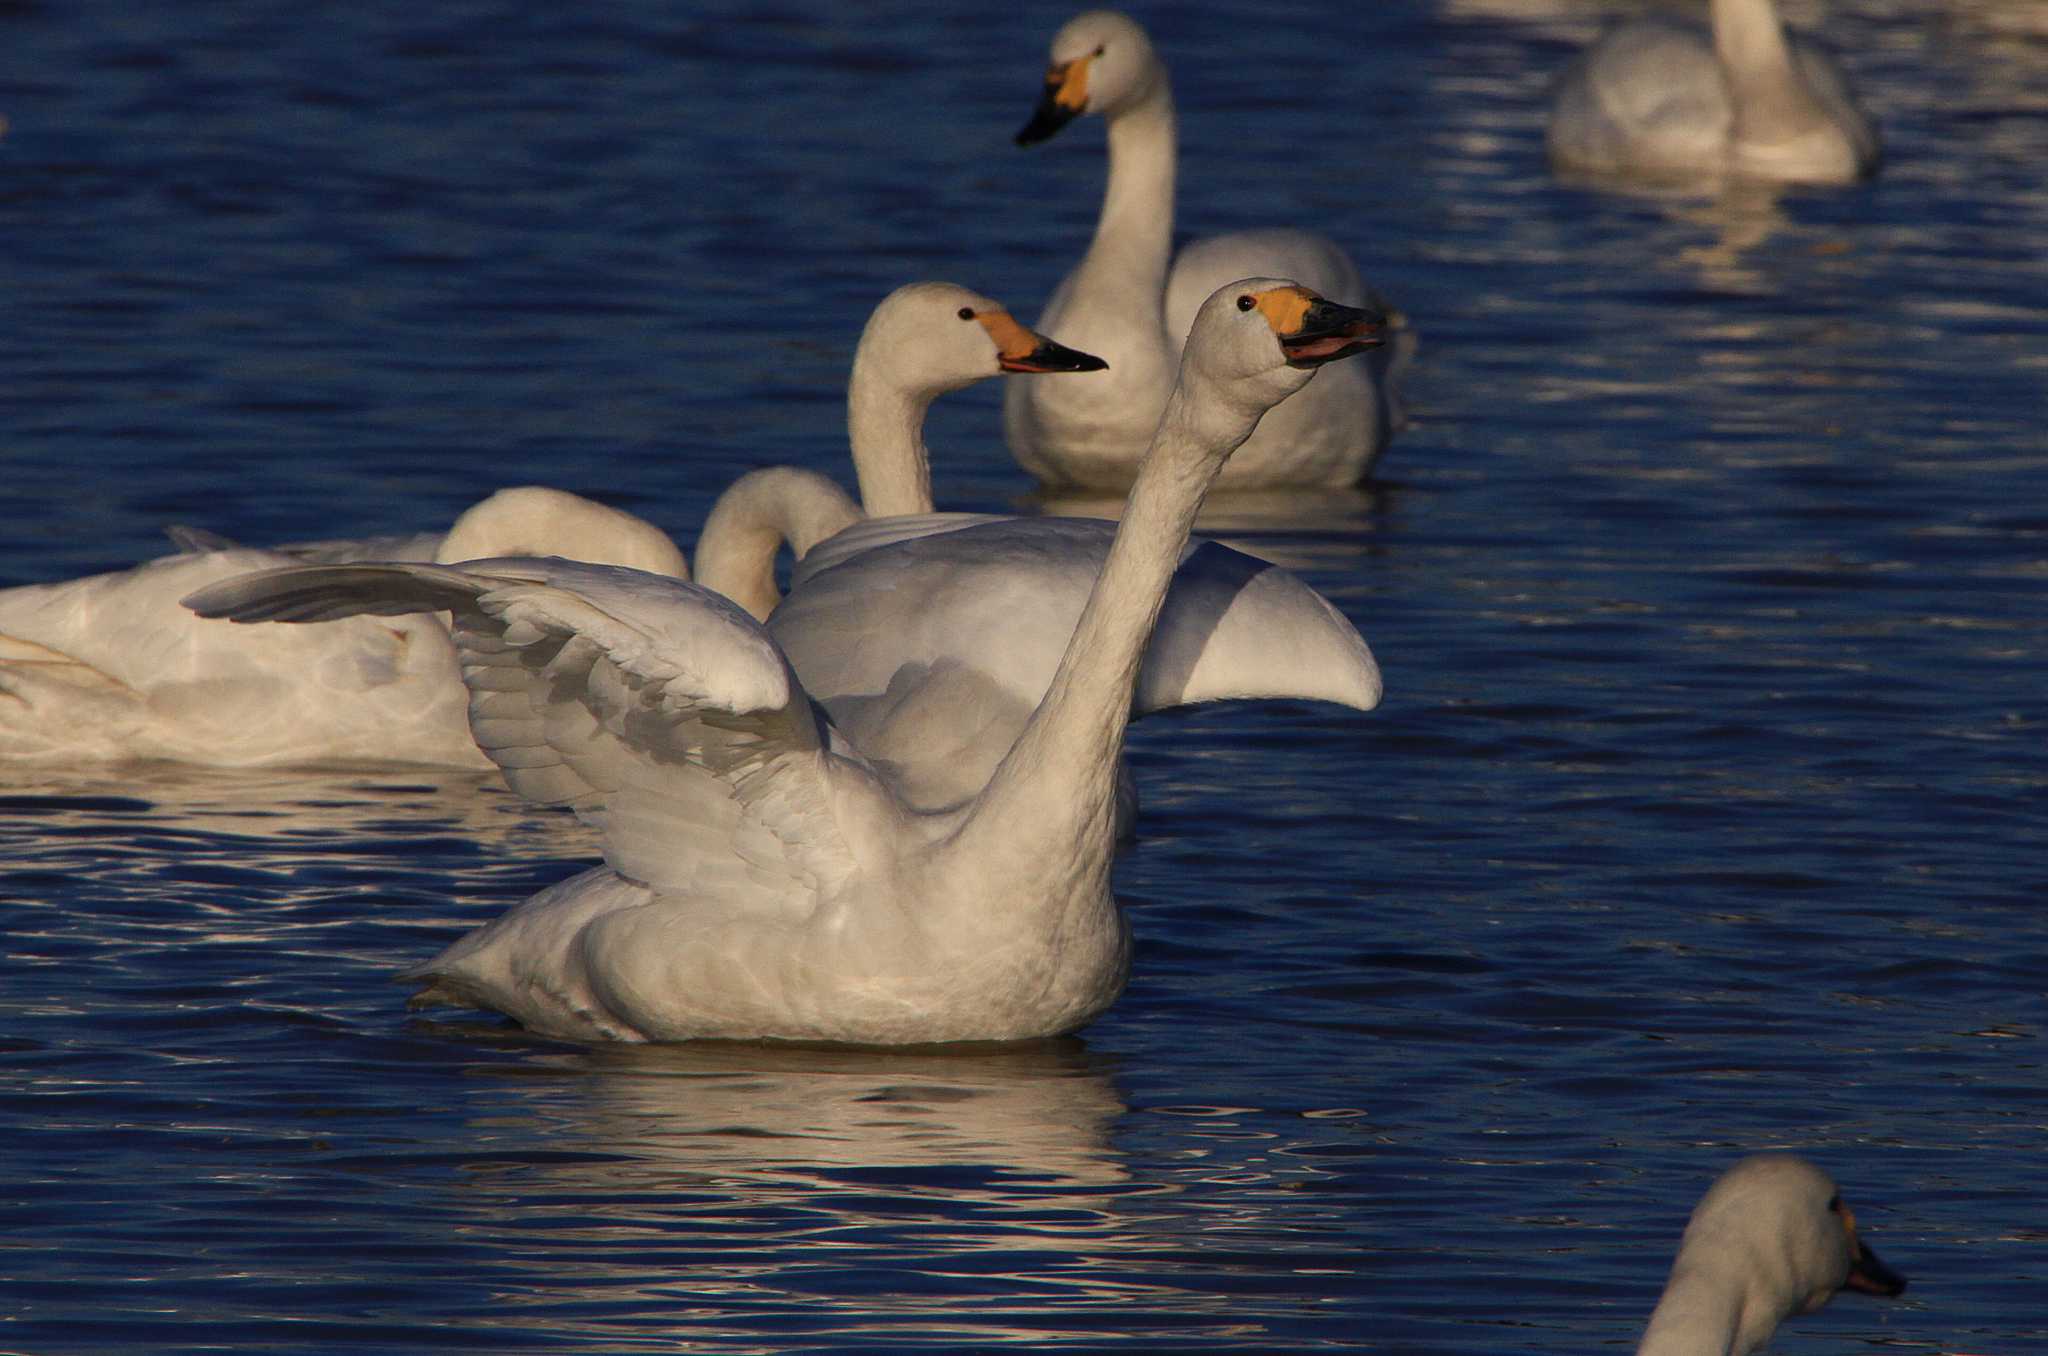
[
  {"left": 958, "top": 307, "right": 976, "bottom": 321},
  {"left": 1827, "top": 1195, "right": 1843, "bottom": 1214},
  {"left": 1236, "top": 294, "right": 1255, "bottom": 312},
  {"left": 1094, "top": 44, "right": 1106, "bottom": 57}
]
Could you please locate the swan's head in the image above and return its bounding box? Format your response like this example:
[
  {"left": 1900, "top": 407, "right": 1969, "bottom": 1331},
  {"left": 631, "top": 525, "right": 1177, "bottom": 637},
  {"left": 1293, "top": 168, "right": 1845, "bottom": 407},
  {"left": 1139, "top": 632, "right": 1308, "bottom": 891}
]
[
  {"left": 1015, "top": 10, "right": 1161, "bottom": 144},
  {"left": 1180, "top": 278, "right": 1386, "bottom": 413},
  {"left": 854, "top": 282, "right": 1106, "bottom": 401},
  {"left": 1672, "top": 1155, "right": 1907, "bottom": 1333}
]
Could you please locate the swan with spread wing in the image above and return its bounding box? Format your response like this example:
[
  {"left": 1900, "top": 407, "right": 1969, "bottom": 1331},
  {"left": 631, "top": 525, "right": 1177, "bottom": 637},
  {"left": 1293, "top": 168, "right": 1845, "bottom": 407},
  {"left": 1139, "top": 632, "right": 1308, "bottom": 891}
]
[{"left": 187, "top": 280, "right": 1384, "bottom": 1044}]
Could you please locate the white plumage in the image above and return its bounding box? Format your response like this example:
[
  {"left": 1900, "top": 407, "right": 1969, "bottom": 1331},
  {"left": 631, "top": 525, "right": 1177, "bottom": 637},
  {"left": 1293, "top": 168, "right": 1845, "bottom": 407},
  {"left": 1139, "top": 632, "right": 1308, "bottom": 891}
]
[
  {"left": 1548, "top": 0, "right": 1880, "bottom": 186},
  {"left": 186, "top": 279, "right": 1386, "bottom": 1044},
  {"left": 1002, "top": 10, "right": 1408, "bottom": 490}
]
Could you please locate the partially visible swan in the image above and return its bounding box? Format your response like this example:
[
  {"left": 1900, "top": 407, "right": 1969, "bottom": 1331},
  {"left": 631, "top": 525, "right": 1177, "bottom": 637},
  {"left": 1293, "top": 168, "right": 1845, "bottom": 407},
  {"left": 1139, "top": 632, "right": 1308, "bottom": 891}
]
[
  {"left": 690, "top": 281, "right": 1104, "bottom": 619},
  {"left": 0, "top": 487, "right": 684, "bottom": 766},
  {"left": 687, "top": 282, "right": 1384, "bottom": 818},
  {"left": 1002, "top": 10, "right": 1407, "bottom": 491},
  {"left": 186, "top": 278, "right": 1383, "bottom": 1044},
  {"left": 1638, "top": 1154, "right": 1907, "bottom": 1356},
  {"left": 1548, "top": 0, "right": 1880, "bottom": 186}
]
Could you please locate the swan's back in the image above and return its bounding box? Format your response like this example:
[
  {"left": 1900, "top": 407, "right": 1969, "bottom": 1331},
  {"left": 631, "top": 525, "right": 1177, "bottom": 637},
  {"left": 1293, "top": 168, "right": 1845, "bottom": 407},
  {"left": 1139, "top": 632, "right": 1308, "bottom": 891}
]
[
  {"left": 0, "top": 548, "right": 479, "bottom": 766},
  {"left": 1548, "top": 18, "right": 1732, "bottom": 179}
]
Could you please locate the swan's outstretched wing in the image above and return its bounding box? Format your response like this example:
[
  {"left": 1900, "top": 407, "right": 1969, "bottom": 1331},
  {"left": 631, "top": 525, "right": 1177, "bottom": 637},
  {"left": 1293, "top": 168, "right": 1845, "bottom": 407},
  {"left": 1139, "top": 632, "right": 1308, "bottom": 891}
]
[
  {"left": 187, "top": 559, "right": 872, "bottom": 906},
  {"left": 775, "top": 517, "right": 1381, "bottom": 719}
]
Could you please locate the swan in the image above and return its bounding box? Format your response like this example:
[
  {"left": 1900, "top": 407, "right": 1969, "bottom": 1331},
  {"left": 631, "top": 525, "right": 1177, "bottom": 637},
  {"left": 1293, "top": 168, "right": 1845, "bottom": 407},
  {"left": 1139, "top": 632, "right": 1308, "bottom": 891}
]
[
  {"left": 688, "top": 281, "right": 1385, "bottom": 819},
  {"left": 184, "top": 278, "right": 1384, "bottom": 1044},
  {"left": 1001, "top": 10, "right": 1407, "bottom": 492},
  {"left": 1547, "top": 0, "right": 1880, "bottom": 186},
  {"left": 1638, "top": 1154, "right": 1907, "bottom": 1356},
  {"left": 689, "top": 280, "right": 1105, "bottom": 620},
  {"left": 0, "top": 486, "right": 684, "bottom": 766}
]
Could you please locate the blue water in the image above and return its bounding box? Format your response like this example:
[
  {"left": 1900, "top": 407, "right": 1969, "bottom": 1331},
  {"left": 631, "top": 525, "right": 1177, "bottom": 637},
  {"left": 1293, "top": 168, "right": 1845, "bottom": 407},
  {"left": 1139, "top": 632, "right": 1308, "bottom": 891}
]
[{"left": 3, "top": 0, "right": 2044, "bottom": 1351}]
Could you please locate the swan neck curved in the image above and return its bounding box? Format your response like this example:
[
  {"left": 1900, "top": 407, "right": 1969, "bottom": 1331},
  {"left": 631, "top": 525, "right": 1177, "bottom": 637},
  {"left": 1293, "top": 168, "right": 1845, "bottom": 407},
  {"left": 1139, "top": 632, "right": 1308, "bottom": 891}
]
[
  {"left": 847, "top": 352, "right": 938, "bottom": 519},
  {"left": 693, "top": 468, "right": 862, "bottom": 621}
]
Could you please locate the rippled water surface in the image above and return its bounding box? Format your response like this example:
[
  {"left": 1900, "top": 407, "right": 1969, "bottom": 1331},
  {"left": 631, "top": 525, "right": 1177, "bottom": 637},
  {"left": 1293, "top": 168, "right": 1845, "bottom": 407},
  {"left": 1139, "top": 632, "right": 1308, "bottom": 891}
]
[{"left": 4, "top": 1, "right": 2045, "bottom": 1351}]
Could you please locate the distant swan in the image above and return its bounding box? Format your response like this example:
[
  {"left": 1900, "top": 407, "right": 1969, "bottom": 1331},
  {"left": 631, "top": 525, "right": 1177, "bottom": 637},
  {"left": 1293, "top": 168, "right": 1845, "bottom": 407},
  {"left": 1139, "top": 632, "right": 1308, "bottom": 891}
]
[
  {"left": 0, "top": 486, "right": 683, "bottom": 766},
  {"left": 1003, "top": 9, "right": 1407, "bottom": 491},
  {"left": 1637, "top": 1155, "right": 1907, "bottom": 1356},
  {"left": 1548, "top": 0, "right": 1880, "bottom": 186},
  {"left": 186, "top": 279, "right": 1384, "bottom": 1043},
  {"left": 689, "top": 282, "right": 1384, "bottom": 818}
]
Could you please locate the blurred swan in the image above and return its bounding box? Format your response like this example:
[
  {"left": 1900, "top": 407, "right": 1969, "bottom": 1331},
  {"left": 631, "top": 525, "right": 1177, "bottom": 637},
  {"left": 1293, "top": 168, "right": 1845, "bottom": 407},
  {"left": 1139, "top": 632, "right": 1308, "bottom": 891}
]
[
  {"left": 1003, "top": 9, "right": 1408, "bottom": 491},
  {"left": 692, "top": 282, "right": 1384, "bottom": 819},
  {"left": 186, "top": 279, "right": 1384, "bottom": 1044},
  {"left": 1548, "top": 0, "right": 1880, "bottom": 186},
  {"left": 0, "top": 487, "right": 684, "bottom": 767},
  {"left": 1638, "top": 1154, "right": 1907, "bottom": 1356}
]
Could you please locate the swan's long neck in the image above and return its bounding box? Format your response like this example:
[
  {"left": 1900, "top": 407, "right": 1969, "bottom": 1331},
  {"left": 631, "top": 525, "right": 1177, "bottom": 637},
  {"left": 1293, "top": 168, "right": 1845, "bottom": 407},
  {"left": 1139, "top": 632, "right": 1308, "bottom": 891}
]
[
  {"left": 967, "top": 375, "right": 1258, "bottom": 857},
  {"left": 692, "top": 468, "right": 862, "bottom": 620},
  {"left": 1637, "top": 1252, "right": 1793, "bottom": 1356},
  {"left": 846, "top": 349, "right": 939, "bottom": 519},
  {"left": 1711, "top": 0, "right": 1824, "bottom": 140},
  {"left": 1072, "top": 79, "right": 1177, "bottom": 325}
]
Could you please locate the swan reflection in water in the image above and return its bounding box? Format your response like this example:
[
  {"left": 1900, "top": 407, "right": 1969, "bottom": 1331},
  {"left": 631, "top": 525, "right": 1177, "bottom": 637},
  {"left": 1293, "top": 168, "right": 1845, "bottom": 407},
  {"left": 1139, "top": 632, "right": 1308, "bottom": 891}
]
[{"left": 412, "top": 1036, "right": 1181, "bottom": 1344}]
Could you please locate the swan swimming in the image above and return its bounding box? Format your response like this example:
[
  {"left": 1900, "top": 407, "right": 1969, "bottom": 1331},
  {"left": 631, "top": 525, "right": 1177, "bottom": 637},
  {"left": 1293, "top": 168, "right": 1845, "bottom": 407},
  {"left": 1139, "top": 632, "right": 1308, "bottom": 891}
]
[
  {"left": 0, "top": 486, "right": 684, "bottom": 766},
  {"left": 1001, "top": 9, "right": 1407, "bottom": 491},
  {"left": 1547, "top": 0, "right": 1880, "bottom": 186},
  {"left": 689, "top": 281, "right": 1384, "bottom": 818},
  {"left": 186, "top": 278, "right": 1384, "bottom": 1044},
  {"left": 1637, "top": 1154, "right": 1907, "bottom": 1356}
]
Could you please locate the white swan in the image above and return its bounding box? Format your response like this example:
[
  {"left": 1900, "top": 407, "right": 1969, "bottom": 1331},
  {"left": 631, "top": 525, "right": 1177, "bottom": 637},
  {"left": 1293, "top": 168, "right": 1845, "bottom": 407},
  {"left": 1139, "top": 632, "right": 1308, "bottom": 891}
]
[
  {"left": 690, "top": 280, "right": 1105, "bottom": 619},
  {"left": 1638, "top": 1154, "right": 1907, "bottom": 1356},
  {"left": 0, "top": 487, "right": 684, "bottom": 767},
  {"left": 1001, "top": 9, "right": 1406, "bottom": 492},
  {"left": 1548, "top": 0, "right": 1880, "bottom": 186},
  {"left": 185, "top": 279, "right": 1383, "bottom": 1044},
  {"left": 688, "top": 281, "right": 1384, "bottom": 818}
]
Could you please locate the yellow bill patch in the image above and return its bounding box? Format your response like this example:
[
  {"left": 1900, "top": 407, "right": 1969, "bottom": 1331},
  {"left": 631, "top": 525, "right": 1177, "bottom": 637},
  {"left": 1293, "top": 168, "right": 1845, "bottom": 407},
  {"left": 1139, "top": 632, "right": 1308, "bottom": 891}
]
[
  {"left": 1251, "top": 285, "right": 1318, "bottom": 337},
  {"left": 975, "top": 310, "right": 1040, "bottom": 361},
  {"left": 1046, "top": 56, "right": 1090, "bottom": 112}
]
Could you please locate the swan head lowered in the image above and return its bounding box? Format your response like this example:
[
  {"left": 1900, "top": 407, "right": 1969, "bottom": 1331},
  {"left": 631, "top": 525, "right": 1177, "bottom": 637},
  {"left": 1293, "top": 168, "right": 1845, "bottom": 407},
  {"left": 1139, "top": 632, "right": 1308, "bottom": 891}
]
[
  {"left": 1638, "top": 1154, "right": 1907, "bottom": 1356},
  {"left": 1016, "top": 9, "right": 1160, "bottom": 143}
]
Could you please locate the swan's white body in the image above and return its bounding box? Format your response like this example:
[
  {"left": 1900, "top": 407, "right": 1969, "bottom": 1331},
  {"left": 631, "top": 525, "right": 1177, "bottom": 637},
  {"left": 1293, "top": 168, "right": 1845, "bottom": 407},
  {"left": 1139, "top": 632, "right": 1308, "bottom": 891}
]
[
  {"left": 0, "top": 487, "right": 684, "bottom": 767},
  {"left": 689, "top": 282, "right": 1383, "bottom": 817},
  {"left": 1638, "top": 1155, "right": 1907, "bottom": 1356},
  {"left": 188, "top": 279, "right": 1381, "bottom": 1044},
  {"left": 1548, "top": 0, "right": 1879, "bottom": 186},
  {"left": 1002, "top": 10, "right": 1406, "bottom": 491}
]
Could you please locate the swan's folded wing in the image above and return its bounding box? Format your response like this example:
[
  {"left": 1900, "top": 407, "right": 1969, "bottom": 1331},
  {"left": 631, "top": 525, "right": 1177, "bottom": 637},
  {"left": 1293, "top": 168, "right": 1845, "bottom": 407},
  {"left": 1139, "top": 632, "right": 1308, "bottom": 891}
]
[{"left": 187, "top": 559, "right": 868, "bottom": 903}]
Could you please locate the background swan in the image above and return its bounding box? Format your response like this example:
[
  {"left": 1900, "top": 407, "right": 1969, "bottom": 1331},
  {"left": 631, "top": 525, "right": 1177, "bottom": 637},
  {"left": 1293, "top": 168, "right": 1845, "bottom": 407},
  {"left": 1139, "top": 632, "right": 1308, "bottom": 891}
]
[
  {"left": 185, "top": 279, "right": 1382, "bottom": 1044},
  {"left": 0, "top": 487, "right": 683, "bottom": 766},
  {"left": 690, "top": 281, "right": 1103, "bottom": 620},
  {"left": 1001, "top": 9, "right": 1408, "bottom": 491},
  {"left": 1548, "top": 0, "right": 1880, "bottom": 186},
  {"left": 1638, "top": 1154, "right": 1907, "bottom": 1356},
  {"left": 690, "top": 281, "right": 1385, "bottom": 819}
]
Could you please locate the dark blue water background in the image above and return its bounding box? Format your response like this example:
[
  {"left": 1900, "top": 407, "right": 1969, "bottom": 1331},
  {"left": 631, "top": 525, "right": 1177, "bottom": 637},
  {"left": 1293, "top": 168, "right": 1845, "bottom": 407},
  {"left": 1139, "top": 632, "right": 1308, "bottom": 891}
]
[{"left": 3, "top": 1, "right": 2043, "bottom": 1350}]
